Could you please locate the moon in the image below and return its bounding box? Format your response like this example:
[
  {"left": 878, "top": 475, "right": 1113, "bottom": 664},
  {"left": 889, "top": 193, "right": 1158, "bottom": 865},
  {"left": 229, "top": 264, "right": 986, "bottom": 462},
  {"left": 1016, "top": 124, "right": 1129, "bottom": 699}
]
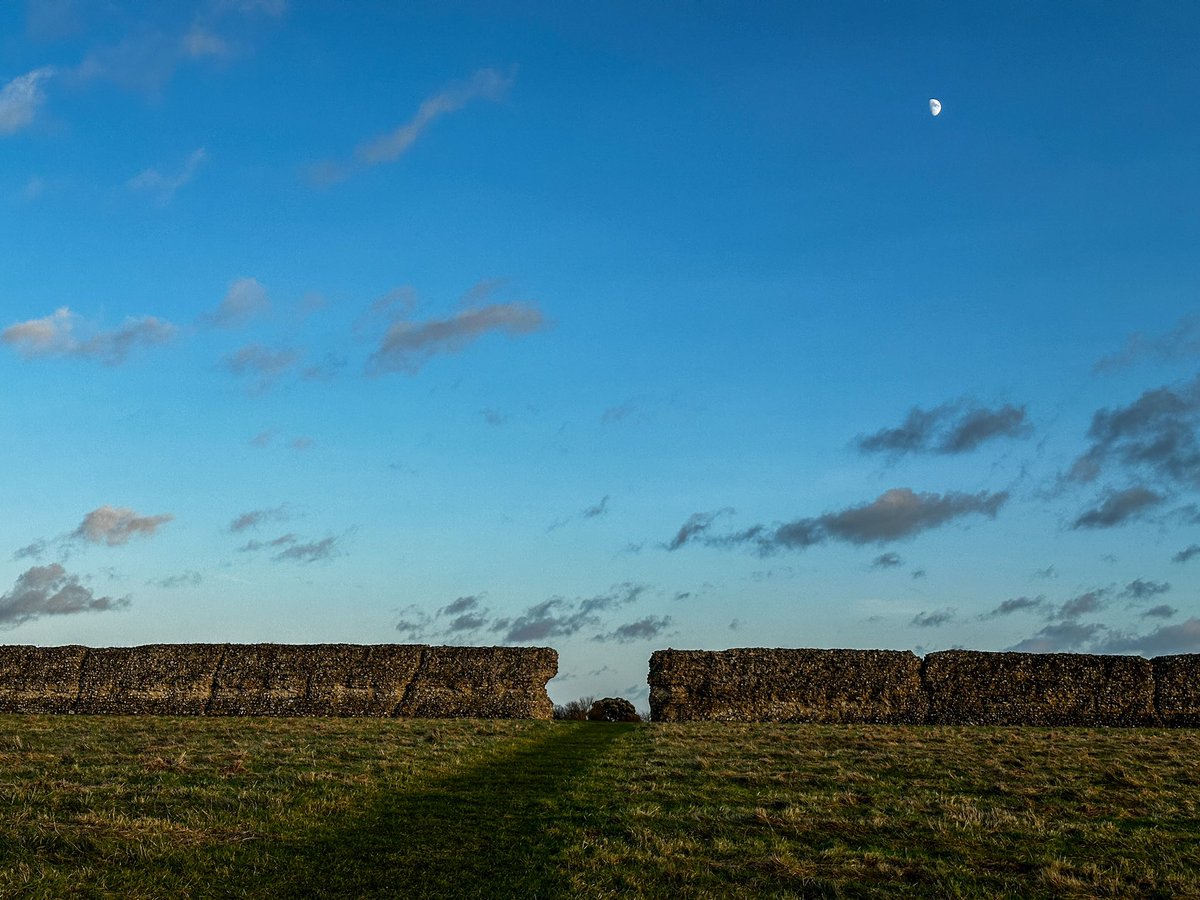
[{"left": 929, "top": 98, "right": 942, "bottom": 117}]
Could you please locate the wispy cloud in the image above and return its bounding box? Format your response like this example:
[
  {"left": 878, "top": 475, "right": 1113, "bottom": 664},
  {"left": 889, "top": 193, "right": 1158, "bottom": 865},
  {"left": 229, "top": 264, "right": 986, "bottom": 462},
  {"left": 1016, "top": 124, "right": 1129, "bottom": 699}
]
[
  {"left": 237, "top": 533, "right": 298, "bottom": 552},
  {"left": 72, "top": 506, "right": 173, "bottom": 546},
  {"left": 593, "top": 615, "right": 673, "bottom": 643},
  {"left": 182, "top": 24, "right": 230, "bottom": 59},
  {"left": 779, "top": 488, "right": 1008, "bottom": 547},
  {"left": 312, "top": 67, "right": 514, "bottom": 184},
  {"left": 359, "top": 67, "right": 513, "bottom": 164},
  {"left": 440, "top": 595, "right": 482, "bottom": 616},
  {"left": 200, "top": 277, "right": 270, "bottom": 328},
  {"left": 396, "top": 583, "right": 650, "bottom": 644},
  {"left": 127, "top": 147, "right": 208, "bottom": 204},
  {"left": 982, "top": 595, "right": 1049, "bottom": 618},
  {"left": 222, "top": 343, "right": 299, "bottom": 391},
  {"left": 148, "top": 570, "right": 202, "bottom": 589},
  {"left": 911, "top": 608, "right": 956, "bottom": 628},
  {"left": 1066, "top": 375, "right": 1200, "bottom": 488},
  {"left": 493, "top": 597, "right": 594, "bottom": 643},
  {"left": 1096, "top": 618, "right": 1200, "bottom": 655},
  {"left": 366, "top": 302, "right": 546, "bottom": 374},
  {"left": 2, "top": 307, "right": 176, "bottom": 365},
  {"left": 857, "top": 400, "right": 1030, "bottom": 456},
  {"left": 871, "top": 552, "right": 903, "bottom": 569},
  {"left": 1007, "top": 621, "right": 1104, "bottom": 653},
  {"left": 273, "top": 536, "right": 338, "bottom": 563},
  {"left": 0, "top": 67, "right": 55, "bottom": 135},
  {"left": 228, "top": 505, "right": 290, "bottom": 533},
  {"left": 73, "top": 29, "right": 188, "bottom": 95},
  {"left": 12, "top": 540, "right": 47, "bottom": 561},
  {"left": 601, "top": 402, "right": 637, "bottom": 425},
  {"left": 666, "top": 508, "right": 736, "bottom": 551},
  {"left": 1072, "top": 486, "right": 1165, "bottom": 529},
  {"left": 579, "top": 583, "right": 646, "bottom": 615},
  {"left": 1173, "top": 544, "right": 1200, "bottom": 564},
  {"left": 672, "top": 488, "right": 1007, "bottom": 554},
  {"left": 1054, "top": 589, "right": 1107, "bottom": 620},
  {"left": 0, "top": 563, "right": 128, "bottom": 627},
  {"left": 239, "top": 532, "right": 339, "bottom": 563},
  {"left": 1094, "top": 314, "right": 1200, "bottom": 373},
  {"left": 496, "top": 584, "right": 648, "bottom": 643},
  {"left": 1142, "top": 604, "right": 1176, "bottom": 619},
  {"left": 435, "top": 595, "right": 489, "bottom": 634},
  {"left": 582, "top": 496, "right": 610, "bottom": 519},
  {"left": 1122, "top": 578, "right": 1170, "bottom": 601}
]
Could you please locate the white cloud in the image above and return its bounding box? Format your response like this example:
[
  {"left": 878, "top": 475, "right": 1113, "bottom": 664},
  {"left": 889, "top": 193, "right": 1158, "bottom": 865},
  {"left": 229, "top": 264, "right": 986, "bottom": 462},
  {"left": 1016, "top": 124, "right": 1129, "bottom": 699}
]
[
  {"left": 72, "top": 506, "right": 174, "bottom": 546},
  {"left": 0, "top": 67, "right": 55, "bottom": 135},
  {"left": 0, "top": 563, "right": 128, "bottom": 627},
  {"left": 1099, "top": 618, "right": 1200, "bottom": 656},
  {"left": 367, "top": 302, "right": 546, "bottom": 374},
  {"left": 1, "top": 307, "right": 177, "bottom": 365},
  {"left": 201, "top": 277, "right": 270, "bottom": 328},
  {"left": 182, "top": 25, "right": 230, "bottom": 59},
  {"left": 127, "top": 147, "right": 208, "bottom": 204},
  {"left": 222, "top": 343, "right": 298, "bottom": 391},
  {"left": 311, "top": 67, "right": 515, "bottom": 184},
  {"left": 356, "top": 67, "right": 515, "bottom": 165}
]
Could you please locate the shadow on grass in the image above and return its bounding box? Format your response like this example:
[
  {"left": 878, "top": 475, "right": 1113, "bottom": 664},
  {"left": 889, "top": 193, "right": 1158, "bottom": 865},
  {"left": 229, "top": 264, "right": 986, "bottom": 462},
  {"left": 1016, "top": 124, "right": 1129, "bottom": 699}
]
[{"left": 246, "top": 723, "right": 632, "bottom": 899}]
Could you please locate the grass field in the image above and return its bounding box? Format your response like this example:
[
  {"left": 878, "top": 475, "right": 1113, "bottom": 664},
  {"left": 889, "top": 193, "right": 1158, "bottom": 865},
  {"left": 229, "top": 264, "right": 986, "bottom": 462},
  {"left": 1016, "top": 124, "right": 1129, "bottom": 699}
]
[{"left": 1, "top": 715, "right": 1198, "bottom": 898}]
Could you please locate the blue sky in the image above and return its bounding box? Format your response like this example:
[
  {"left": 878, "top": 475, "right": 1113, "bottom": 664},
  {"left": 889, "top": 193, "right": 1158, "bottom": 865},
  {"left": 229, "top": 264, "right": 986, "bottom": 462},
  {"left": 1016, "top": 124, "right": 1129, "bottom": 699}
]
[{"left": 2, "top": 1, "right": 1199, "bottom": 706}]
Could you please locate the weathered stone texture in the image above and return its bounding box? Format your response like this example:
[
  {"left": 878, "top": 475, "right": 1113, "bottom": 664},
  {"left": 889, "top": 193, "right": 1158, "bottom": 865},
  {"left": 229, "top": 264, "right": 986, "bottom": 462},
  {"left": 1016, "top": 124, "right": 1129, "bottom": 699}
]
[
  {"left": 923, "top": 650, "right": 1159, "bottom": 726},
  {"left": 206, "top": 644, "right": 428, "bottom": 717},
  {"left": 649, "top": 648, "right": 928, "bottom": 723},
  {"left": 0, "top": 644, "right": 556, "bottom": 718},
  {"left": 399, "top": 646, "right": 557, "bottom": 719},
  {"left": 0, "top": 645, "right": 88, "bottom": 713},
  {"left": 1152, "top": 655, "right": 1200, "bottom": 726},
  {"left": 76, "top": 644, "right": 224, "bottom": 715}
]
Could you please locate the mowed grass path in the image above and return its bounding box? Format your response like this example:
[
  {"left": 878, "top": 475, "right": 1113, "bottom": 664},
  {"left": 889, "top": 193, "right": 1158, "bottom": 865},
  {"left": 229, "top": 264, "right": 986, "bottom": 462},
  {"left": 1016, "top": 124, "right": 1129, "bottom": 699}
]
[{"left": 1, "top": 716, "right": 1199, "bottom": 897}]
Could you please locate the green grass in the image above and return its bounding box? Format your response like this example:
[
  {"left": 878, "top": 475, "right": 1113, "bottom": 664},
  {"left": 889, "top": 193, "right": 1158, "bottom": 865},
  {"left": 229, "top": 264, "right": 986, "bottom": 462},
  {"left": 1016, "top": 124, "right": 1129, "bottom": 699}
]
[{"left": 2, "top": 716, "right": 1199, "bottom": 897}]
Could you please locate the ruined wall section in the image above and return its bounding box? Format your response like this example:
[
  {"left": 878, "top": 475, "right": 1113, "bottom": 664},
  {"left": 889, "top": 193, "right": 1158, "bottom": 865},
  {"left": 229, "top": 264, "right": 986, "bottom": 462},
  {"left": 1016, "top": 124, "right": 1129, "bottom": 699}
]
[
  {"left": 649, "top": 648, "right": 927, "bottom": 723},
  {"left": 651, "top": 648, "right": 1198, "bottom": 725},
  {"left": 1152, "top": 655, "right": 1200, "bottom": 726},
  {"left": 0, "top": 644, "right": 556, "bottom": 719},
  {"left": 922, "top": 650, "right": 1158, "bottom": 726}
]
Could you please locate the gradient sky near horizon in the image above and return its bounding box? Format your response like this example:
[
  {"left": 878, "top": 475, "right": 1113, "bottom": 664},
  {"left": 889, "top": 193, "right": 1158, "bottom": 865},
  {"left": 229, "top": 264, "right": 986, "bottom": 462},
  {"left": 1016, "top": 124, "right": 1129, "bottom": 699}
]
[{"left": 3, "top": 1, "right": 1199, "bottom": 705}]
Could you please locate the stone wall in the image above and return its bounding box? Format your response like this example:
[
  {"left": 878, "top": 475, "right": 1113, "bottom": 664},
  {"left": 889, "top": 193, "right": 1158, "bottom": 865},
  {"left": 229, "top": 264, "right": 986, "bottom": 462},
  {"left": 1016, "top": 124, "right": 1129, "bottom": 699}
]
[
  {"left": 1152, "top": 655, "right": 1200, "bottom": 726},
  {"left": 0, "top": 644, "right": 556, "bottom": 719},
  {"left": 651, "top": 648, "right": 1200, "bottom": 725},
  {"left": 649, "top": 648, "right": 927, "bottom": 723},
  {"left": 922, "top": 650, "right": 1157, "bottom": 726}
]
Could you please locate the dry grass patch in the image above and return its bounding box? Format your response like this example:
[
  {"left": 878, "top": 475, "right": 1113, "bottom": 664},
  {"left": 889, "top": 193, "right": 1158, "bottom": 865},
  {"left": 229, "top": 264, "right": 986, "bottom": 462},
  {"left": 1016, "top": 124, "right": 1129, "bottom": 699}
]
[{"left": 2, "top": 716, "right": 1199, "bottom": 897}]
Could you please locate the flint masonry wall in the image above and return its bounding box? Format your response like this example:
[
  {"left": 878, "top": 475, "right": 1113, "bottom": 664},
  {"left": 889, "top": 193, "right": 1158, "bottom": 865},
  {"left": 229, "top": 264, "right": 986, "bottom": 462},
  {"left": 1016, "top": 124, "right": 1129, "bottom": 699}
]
[
  {"left": 650, "top": 648, "right": 1200, "bottom": 726},
  {"left": 0, "top": 644, "right": 556, "bottom": 719},
  {"left": 650, "top": 648, "right": 927, "bottom": 723},
  {"left": 921, "top": 650, "right": 1158, "bottom": 726}
]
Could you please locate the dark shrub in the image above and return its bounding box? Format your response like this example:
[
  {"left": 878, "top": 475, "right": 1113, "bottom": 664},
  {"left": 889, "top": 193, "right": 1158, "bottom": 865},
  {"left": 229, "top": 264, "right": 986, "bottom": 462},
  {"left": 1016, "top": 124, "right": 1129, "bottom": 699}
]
[
  {"left": 553, "top": 696, "right": 594, "bottom": 721},
  {"left": 586, "top": 697, "right": 641, "bottom": 723}
]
